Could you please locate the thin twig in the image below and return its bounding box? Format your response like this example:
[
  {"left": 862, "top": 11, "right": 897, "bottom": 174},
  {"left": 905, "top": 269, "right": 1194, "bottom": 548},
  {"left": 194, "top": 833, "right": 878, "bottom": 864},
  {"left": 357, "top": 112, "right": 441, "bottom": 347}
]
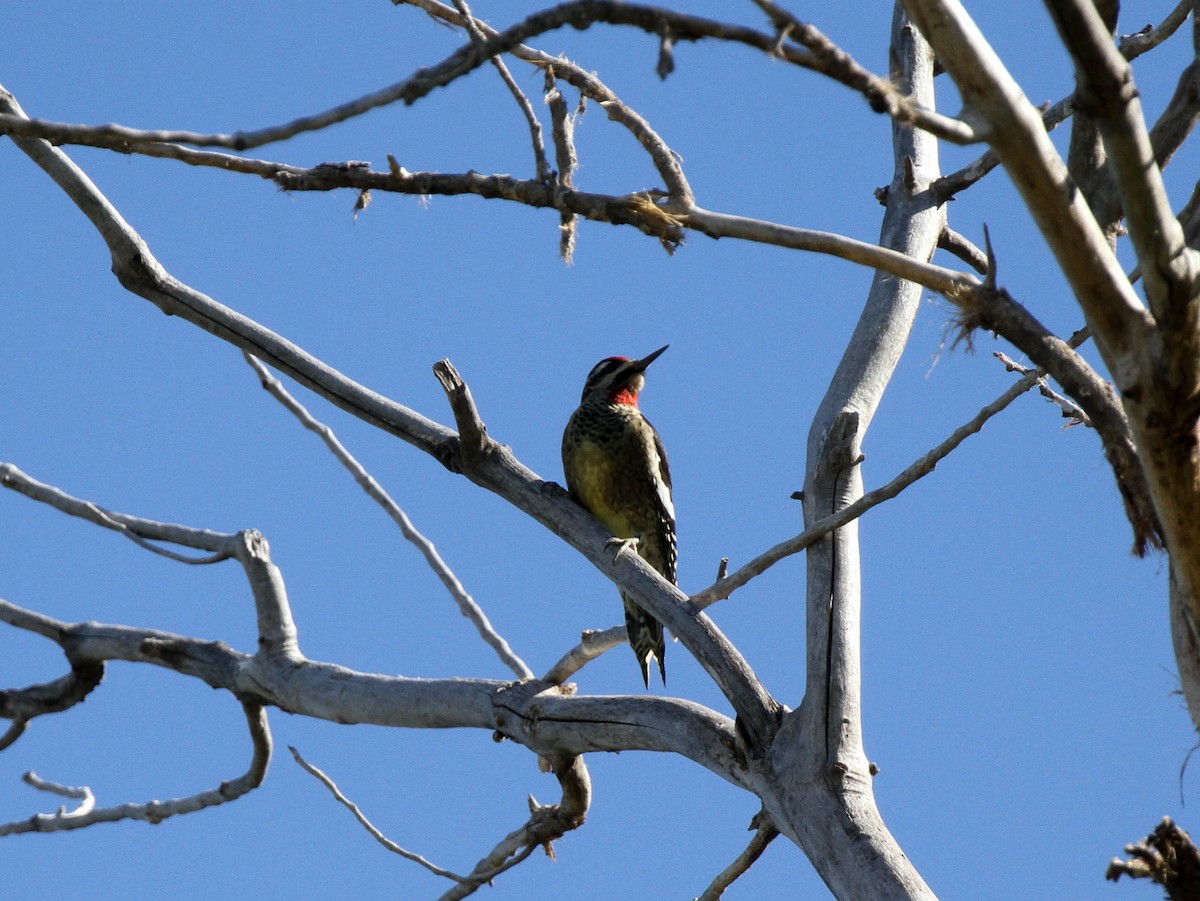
[
  {"left": 696, "top": 811, "right": 780, "bottom": 900},
  {"left": 541, "top": 625, "right": 627, "bottom": 684},
  {"left": 994, "top": 352, "right": 1090, "bottom": 425},
  {"left": 0, "top": 462, "right": 235, "bottom": 560},
  {"left": 452, "top": 0, "right": 552, "bottom": 182},
  {"left": 245, "top": 354, "right": 533, "bottom": 681},
  {"left": 692, "top": 369, "right": 1041, "bottom": 607},
  {"left": 289, "top": 746, "right": 471, "bottom": 882}
]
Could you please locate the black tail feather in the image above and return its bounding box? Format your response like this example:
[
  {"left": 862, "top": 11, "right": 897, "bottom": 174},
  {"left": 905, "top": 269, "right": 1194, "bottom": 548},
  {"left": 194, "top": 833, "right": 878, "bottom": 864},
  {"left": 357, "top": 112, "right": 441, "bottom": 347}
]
[{"left": 623, "top": 595, "right": 666, "bottom": 687}]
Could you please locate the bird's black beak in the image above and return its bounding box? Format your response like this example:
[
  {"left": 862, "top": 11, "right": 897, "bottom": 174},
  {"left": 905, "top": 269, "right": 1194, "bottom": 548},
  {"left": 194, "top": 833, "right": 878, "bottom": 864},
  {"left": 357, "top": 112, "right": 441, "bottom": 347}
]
[{"left": 632, "top": 345, "right": 669, "bottom": 372}]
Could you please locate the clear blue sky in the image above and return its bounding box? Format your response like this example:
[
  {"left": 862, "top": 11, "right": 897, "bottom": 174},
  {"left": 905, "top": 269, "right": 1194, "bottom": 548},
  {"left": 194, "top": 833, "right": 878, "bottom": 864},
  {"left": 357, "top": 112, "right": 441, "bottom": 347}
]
[{"left": 1, "top": 2, "right": 1194, "bottom": 898}]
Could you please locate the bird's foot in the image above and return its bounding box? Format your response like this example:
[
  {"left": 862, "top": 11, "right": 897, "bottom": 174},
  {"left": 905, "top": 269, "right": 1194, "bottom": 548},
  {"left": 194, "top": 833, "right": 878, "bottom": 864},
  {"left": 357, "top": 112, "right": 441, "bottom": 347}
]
[{"left": 607, "top": 536, "right": 640, "bottom": 561}]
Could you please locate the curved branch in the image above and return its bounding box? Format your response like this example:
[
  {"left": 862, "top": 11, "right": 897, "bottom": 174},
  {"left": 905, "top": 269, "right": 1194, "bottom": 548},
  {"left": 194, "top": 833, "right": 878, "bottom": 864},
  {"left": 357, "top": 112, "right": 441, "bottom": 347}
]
[
  {"left": 0, "top": 462, "right": 236, "bottom": 559},
  {"left": 0, "top": 701, "right": 270, "bottom": 835},
  {"left": 290, "top": 745, "right": 474, "bottom": 881},
  {"left": 439, "top": 755, "right": 591, "bottom": 900},
  {"left": 0, "top": 655, "right": 105, "bottom": 751},
  {"left": 0, "top": 593, "right": 747, "bottom": 785}
]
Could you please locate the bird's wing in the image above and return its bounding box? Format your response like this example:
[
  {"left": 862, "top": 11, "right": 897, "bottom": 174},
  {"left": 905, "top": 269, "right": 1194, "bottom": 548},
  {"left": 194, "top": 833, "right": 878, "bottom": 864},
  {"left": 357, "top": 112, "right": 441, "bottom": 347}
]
[{"left": 646, "top": 418, "right": 677, "bottom": 584}]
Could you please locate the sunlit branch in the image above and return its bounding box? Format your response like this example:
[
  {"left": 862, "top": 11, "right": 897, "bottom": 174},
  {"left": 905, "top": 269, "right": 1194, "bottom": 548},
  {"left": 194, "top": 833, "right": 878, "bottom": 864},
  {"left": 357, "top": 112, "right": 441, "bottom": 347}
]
[
  {"left": 692, "top": 366, "right": 1041, "bottom": 607},
  {"left": 244, "top": 354, "right": 534, "bottom": 681},
  {"left": 2, "top": 81, "right": 779, "bottom": 748},
  {"left": 545, "top": 69, "right": 581, "bottom": 262},
  {"left": 1046, "top": 0, "right": 1200, "bottom": 328},
  {"left": 1118, "top": 1, "right": 1193, "bottom": 59},
  {"left": 541, "top": 625, "right": 627, "bottom": 684},
  {"left": 0, "top": 701, "right": 271, "bottom": 835},
  {"left": 696, "top": 811, "right": 780, "bottom": 900},
  {"left": 451, "top": 0, "right": 553, "bottom": 183},
  {"left": 932, "top": 0, "right": 1190, "bottom": 202},
  {"left": 289, "top": 745, "right": 472, "bottom": 882},
  {"left": 439, "top": 756, "right": 590, "bottom": 901},
  {"left": 680, "top": 204, "right": 978, "bottom": 295},
  {"left": 995, "top": 352, "right": 1090, "bottom": 425},
  {"left": 0, "top": 462, "right": 235, "bottom": 562},
  {"left": 752, "top": 0, "right": 977, "bottom": 143}
]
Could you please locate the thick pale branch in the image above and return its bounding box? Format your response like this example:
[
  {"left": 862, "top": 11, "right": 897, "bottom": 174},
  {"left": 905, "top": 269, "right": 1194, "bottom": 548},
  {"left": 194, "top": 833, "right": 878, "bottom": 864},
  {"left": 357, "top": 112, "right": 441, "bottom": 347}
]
[
  {"left": 1046, "top": 0, "right": 1200, "bottom": 330},
  {"left": 769, "top": 13, "right": 941, "bottom": 898},
  {"left": 0, "top": 595, "right": 746, "bottom": 782},
  {"left": 904, "top": 0, "right": 1151, "bottom": 383},
  {"left": 933, "top": 0, "right": 1192, "bottom": 203}
]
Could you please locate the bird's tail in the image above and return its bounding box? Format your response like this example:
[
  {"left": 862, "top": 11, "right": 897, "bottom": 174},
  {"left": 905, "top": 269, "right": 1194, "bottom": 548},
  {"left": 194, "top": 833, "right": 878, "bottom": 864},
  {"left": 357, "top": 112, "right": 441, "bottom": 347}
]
[{"left": 622, "top": 594, "right": 666, "bottom": 687}]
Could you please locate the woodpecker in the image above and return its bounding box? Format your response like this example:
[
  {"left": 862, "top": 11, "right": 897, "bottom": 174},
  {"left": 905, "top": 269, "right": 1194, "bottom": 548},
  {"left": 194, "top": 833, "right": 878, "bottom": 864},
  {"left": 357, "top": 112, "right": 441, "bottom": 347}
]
[{"left": 562, "top": 345, "right": 676, "bottom": 686}]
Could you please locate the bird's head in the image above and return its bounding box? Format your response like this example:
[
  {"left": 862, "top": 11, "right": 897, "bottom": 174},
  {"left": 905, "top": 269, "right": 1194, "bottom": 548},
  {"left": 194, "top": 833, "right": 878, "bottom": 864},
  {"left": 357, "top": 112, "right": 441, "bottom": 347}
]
[{"left": 579, "top": 345, "right": 668, "bottom": 406}]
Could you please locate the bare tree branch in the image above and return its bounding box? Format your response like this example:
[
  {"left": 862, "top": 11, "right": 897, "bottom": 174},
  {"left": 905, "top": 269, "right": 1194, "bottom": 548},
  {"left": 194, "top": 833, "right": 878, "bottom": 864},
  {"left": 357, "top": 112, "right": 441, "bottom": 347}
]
[
  {"left": 938, "top": 225, "right": 988, "bottom": 273},
  {"left": 692, "top": 333, "right": 1040, "bottom": 608},
  {"left": 696, "top": 811, "right": 780, "bottom": 900},
  {"left": 0, "top": 655, "right": 105, "bottom": 751},
  {"left": 751, "top": 0, "right": 977, "bottom": 143},
  {"left": 1118, "top": 1, "right": 1194, "bottom": 59},
  {"left": 994, "top": 352, "right": 1090, "bottom": 425},
  {"left": 245, "top": 354, "right": 534, "bottom": 681},
  {"left": 545, "top": 68, "right": 581, "bottom": 262},
  {"left": 904, "top": 0, "right": 1150, "bottom": 373},
  {"left": 541, "top": 625, "right": 627, "bottom": 684},
  {"left": 0, "top": 701, "right": 271, "bottom": 835},
  {"left": 1046, "top": 0, "right": 1200, "bottom": 331},
  {"left": 289, "top": 745, "right": 473, "bottom": 882},
  {"left": 1, "top": 77, "right": 782, "bottom": 746},
  {"left": 438, "top": 755, "right": 591, "bottom": 900},
  {"left": 0, "top": 462, "right": 236, "bottom": 559},
  {"left": 451, "top": 0, "right": 553, "bottom": 183}
]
